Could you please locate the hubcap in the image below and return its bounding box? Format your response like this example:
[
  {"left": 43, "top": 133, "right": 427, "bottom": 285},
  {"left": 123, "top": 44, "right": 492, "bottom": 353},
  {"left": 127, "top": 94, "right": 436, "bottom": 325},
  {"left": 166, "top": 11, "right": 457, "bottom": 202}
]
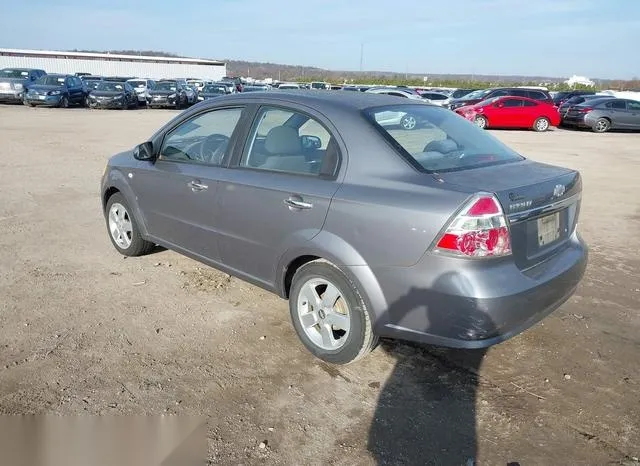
[
  {"left": 108, "top": 203, "right": 133, "bottom": 249},
  {"left": 536, "top": 119, "right": 549, "bottom": 131},
  {"left": 475, "top": 116, "right": 486, "bottom": 128},
  {"left": 402, "top": 115, "right": 417, "bottom": 130},
  {"left": 297, "top": 278, "right": 351, "bottom": 350},
  {"left": 596, "top": 120, "right": 608, "bottom": 131}
]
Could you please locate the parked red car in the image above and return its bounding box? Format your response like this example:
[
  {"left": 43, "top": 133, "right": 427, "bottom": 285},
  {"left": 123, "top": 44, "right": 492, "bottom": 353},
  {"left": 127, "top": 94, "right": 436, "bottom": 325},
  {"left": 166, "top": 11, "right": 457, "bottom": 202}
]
[{"left": 455, "top": 96, "right": 561, "bottom": 132}]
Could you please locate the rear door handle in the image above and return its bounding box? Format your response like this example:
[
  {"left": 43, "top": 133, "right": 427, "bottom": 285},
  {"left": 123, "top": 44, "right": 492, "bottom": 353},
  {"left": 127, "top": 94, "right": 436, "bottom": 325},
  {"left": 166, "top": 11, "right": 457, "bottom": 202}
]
[
  {"left": 284, "top": 197, "right": 313, "bottom": 210},
  {"left": 187, "top": 180, "right": 208, "bottom": 192}
]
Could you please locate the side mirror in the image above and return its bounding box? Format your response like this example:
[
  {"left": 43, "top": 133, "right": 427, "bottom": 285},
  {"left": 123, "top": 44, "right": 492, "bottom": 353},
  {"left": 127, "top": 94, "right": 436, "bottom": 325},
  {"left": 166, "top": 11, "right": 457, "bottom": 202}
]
[
  {"left": 133, "top": 141, "right": 155, "bottom": 161},
  {"left": 301, "top": 135, "right": 322, "bottom": 150}
]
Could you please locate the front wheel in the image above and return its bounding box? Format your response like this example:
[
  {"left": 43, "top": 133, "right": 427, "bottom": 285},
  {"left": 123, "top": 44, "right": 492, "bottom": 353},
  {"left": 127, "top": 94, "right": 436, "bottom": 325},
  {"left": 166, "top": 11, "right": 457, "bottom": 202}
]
[
  {"left": 474, "top": 115, "right": 488, "bottom": 129},
  {"left": 400, "top": 114, "right": 418, "bottom": 130},
  {"left": 533, "top": 117, "right": 550, "bottom": 132},
  {"left": 592, "top": 118, "right": 610, "bottom": 133},
  {"left": 59, "top": 96, "right": 69, "bottom": 108},
  {"left": 289, "top": 260, "right": 378, "bottom": 365},
  {"left": 105, "top": 193, "right": 154, "bottom": 257}
]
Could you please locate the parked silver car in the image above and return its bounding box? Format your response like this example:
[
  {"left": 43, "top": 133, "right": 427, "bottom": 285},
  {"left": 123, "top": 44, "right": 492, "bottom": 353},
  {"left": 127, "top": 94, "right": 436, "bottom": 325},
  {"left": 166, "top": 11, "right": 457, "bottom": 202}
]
[{"left": 101, "top": 91, "right": 587, "bottom": 364}]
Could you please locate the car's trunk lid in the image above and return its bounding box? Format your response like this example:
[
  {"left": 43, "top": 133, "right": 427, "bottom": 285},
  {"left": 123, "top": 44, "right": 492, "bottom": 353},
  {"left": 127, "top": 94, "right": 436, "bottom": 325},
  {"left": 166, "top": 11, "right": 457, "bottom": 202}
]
[{"left": 437, "top": 160, "right": 582, "bottom": 270}]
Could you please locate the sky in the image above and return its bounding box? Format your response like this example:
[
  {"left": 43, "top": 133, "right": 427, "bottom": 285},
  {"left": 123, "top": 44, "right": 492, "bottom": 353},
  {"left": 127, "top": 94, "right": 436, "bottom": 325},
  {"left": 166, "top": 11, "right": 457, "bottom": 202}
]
[{"left": 1, "top": 0, "right": 638, "bottom": 79}]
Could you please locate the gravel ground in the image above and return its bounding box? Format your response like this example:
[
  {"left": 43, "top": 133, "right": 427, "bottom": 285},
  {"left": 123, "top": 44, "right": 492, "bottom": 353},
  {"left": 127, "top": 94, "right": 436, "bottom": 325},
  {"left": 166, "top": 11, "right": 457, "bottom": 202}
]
[{"left": 0, "top": 105, "right": 639, "bottom": 465}]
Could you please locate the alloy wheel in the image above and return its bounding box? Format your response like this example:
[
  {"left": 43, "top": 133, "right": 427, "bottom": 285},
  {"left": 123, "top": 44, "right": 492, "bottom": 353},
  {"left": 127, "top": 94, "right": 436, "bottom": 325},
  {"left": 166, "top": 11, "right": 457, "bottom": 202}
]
[
  {"left": 108, "top": 202, "right": 133, "bottom": 249},
  {"left": 296, "top": 278, "right": 351, "bottom": 350}
]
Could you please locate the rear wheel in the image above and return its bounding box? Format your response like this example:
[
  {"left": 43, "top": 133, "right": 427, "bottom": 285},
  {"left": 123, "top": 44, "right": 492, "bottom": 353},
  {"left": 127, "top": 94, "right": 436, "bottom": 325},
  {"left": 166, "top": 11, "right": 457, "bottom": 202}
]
[
  {"left": 289, "top": 260, "right": 378, "bottom": 365},
  {"left": 533, "top": 117, "right": 550, "bottom": 132},
  {"left": 592, "top": 118, "right": 610, "bottom": 133},
  {"left": 474, "top": 115, "right": 488, "bottom": 129},
  {"left": 400, "top": 114, "right": 418, "bottom": 130},
  {"left": 105, "top": 193, "right": 154, "bottom": 257}
]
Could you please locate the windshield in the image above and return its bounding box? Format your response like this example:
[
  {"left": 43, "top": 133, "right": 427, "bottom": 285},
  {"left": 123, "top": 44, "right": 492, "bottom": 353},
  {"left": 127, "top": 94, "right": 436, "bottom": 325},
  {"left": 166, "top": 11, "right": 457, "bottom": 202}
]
[
  {"left": 203, "top": 85, "right": 226, "bottom": 94},
  {"left": 366, "top": 104, "right": 523, "bottom": 173},
  {"left": 129, "top": 80, "right": 146, "bottom": 88},
  {"left": 311, "top": 82, "right": 326, "bottom": 89},
  {"left": 36, "top": 76, "right": 66, "bottom": 86},
  {"left": 460, "top": 89, "right": 491, "bottom": 100},
  {"left": 95, "top": 82, "right": 125, "bottom": 92},
  {"left": 155, "top": 82, "right": 177, "bottom": 91},
  {"left": 0, "top": 69, "right": 29, "bottom": 79}
]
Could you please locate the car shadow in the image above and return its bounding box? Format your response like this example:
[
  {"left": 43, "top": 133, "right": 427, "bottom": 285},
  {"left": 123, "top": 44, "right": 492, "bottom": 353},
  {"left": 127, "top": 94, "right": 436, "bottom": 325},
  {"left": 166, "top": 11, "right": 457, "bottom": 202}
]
[{"left": 367, "top": 273, "right": 520, "bottom": 466}]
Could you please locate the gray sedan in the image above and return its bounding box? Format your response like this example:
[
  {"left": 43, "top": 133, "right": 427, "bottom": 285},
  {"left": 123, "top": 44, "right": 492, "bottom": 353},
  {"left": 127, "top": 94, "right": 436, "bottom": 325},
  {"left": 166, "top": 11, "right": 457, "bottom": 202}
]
[
  {"left": 562, "top": 97, "right": 640, "bottom": 132},
  {"left": 101, "top": 91, "right": 587, "bottom": 364}
]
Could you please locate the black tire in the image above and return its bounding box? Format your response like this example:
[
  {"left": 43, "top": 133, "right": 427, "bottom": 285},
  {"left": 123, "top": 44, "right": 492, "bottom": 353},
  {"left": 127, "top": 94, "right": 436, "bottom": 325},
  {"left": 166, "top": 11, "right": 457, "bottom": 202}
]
[
  {"left": 59, "top": 95, "right": 69, "bottom": 108},
  {"left": 289, "top": 260, "right": 378, "bottom": 365},
  {"left": 400, "top": 113, "right": 418, "bottom": 130},
  {"left": 474, "top": 115, "right": 488, "bottom": 129},
  {"left": 105, "top": 193, "right": 154, "bottom": 257},
  {"left": 533, "top": 117, "right": 550, "bottom": 132},
  {"left": 83, "top": 95, "right": 90, "bottom": 108},
  {"left": 592, "top": 117, "right": 610, "bottom": 133}
]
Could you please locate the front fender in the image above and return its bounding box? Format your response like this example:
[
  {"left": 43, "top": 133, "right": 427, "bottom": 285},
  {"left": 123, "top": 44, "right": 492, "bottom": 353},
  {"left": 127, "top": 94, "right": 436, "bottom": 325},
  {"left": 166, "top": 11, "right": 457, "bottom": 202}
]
[
  {"left": 275, "top": 230, "right": 389, "bottom": 319},
  {"left": 101, "top": 167, "right": 150, "bottom": 238}
]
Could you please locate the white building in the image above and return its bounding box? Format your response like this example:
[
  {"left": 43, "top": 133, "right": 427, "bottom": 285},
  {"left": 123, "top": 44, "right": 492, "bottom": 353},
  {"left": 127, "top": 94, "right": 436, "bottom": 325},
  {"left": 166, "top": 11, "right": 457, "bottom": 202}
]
[
  {"left": 564, "top": 75, "right": 595, "bottom": 87},
  {"left": 0, "top": 48, "right": 226, "bottom": 80}
]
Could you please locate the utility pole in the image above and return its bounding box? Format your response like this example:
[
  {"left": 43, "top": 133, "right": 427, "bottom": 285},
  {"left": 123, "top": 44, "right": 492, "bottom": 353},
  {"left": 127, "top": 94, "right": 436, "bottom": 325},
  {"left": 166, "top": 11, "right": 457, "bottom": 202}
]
[{"left": 359, "top": 43, "right": 364, "bottom": 72}]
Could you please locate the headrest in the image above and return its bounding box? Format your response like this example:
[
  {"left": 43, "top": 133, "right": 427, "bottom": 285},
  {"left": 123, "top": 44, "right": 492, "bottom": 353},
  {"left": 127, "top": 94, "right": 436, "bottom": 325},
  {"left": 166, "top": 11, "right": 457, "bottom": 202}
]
[
  {"left": 265, "top": 126, "right": 301, "bottom": 155},
  {"left": 423, "top": 138, "right": 458, "bottom": 154}
]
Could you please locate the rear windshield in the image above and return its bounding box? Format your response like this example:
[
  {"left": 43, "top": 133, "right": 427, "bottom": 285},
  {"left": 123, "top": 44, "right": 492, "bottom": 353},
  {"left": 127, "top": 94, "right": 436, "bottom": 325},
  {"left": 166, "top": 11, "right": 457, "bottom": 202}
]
[{"left": 365, "top": 104, "right": 524, "bottom": 173}]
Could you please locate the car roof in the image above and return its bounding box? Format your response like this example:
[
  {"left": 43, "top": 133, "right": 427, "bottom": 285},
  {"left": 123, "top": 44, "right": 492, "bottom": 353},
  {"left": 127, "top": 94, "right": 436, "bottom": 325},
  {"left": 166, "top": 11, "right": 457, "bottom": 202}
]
[{"left": 202, "top": 89, "right": 421, "bottom": 111}]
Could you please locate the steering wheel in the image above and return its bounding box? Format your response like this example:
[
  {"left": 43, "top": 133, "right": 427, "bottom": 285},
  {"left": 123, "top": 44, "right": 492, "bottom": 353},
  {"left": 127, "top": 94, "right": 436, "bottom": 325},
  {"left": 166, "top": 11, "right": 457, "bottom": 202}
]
[{"left": 199, "top": 134, "right": 230, "bottom": 164}]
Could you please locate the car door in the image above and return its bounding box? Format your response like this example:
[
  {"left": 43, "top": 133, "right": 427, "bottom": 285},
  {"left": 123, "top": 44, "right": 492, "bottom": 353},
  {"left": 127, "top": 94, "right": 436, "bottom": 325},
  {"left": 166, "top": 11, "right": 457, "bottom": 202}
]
[
  {"left": 626, "top": 100, "right": 640, "bottom": 128},
  {"left": 130, "top": 106, "right": 246, "bottom": 261},
  {"left": 215, "top": 105, "right": 343, "bottom": 287},
  {"left": 604, "top": 100, "right": 628, "bottom": 128},
  {"left": 498, "top": 98, "right": 525, "bottom": 127}
]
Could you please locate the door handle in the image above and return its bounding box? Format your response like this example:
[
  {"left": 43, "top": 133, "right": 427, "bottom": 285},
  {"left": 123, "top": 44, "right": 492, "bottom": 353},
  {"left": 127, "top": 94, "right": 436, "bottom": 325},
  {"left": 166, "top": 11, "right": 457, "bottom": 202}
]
[
  {"left": 284, "top": 197, "right": 313, "bottom": 210},
  {"left": 187, "top": 180, "right": 208, "bottom": 192}
]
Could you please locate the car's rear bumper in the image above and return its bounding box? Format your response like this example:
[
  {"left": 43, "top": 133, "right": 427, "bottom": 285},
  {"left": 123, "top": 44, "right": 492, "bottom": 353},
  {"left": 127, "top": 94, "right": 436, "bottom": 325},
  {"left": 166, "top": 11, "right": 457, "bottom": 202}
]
[
  {"left": 562, "top": 115, "right": 588, "bottom": 127},
  {"left": 362, "top": 232, "right": 587, "bottom": 348}
]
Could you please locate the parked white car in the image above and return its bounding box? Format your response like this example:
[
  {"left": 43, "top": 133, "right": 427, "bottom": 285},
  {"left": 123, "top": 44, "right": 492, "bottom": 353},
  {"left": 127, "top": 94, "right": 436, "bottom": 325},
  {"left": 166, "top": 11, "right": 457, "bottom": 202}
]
[
  {"left": 127, "top": 78, "right": 156, "bottom": 104},
  {"left": 278, "top": 83, "right": 301, "bottom": 90}
]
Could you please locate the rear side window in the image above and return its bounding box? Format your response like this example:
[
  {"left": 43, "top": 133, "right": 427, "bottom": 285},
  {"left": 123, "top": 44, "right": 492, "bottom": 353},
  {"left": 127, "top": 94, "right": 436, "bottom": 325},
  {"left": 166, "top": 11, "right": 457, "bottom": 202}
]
[
  {"left": 523, "top": 100, "right": 537, "bottom": 107},
  {"left": 607, "top": 101, "right": 626, "bottom": 110},
  {"left": 366, "top": 104, "right": 523, "bottom": 173},
  {"left": 240, "top": 106, "right": 339, "bottom": 177},
  {"left": 511, "top": 89, "right": 528, "bottom": 97},
  {"left": 527, "top": 91, "right": 548, "bottom": 100}
]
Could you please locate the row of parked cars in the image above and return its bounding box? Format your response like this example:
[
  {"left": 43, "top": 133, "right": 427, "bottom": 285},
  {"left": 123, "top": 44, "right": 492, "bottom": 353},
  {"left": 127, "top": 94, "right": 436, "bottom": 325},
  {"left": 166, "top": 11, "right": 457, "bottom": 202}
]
[
  {"left": 0, "top": 67, "right": 249, "bottom": 110},
  {"left": 359, "top": 85, "right": 640, "bottom": 133}
]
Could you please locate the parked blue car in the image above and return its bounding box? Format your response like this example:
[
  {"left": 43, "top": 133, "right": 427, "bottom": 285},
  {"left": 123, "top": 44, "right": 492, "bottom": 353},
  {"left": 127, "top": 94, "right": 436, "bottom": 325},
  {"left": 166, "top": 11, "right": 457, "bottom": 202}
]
[
  {"left": 0, "top": 68, "right": 46, "bottom": 104},
  {"left": 24, "top": 74, "right": 88, "bottom": 108}
]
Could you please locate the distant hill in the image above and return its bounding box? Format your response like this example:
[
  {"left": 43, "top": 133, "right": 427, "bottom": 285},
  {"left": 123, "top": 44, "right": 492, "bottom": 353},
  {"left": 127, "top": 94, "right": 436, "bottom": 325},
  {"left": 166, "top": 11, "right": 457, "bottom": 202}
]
[{"left": 74, "top": 50, "right": 636, "bottom": 89}]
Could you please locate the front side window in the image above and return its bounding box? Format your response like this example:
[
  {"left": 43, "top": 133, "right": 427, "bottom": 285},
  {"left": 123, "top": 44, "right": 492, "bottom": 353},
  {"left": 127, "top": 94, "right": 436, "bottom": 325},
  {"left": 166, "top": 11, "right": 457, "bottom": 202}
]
[
  {"left": 502, "top": 99, "right": 523, "bottom": 108},
  {"left": 159, "top": 108, "right": 243, "bottom": 165},
  {"left": 366, "top": 104, "right": 523, "bottom": 173},
  {"left": 240, "top": 106, "right": 338, "bottom": 176},
  {"left": 627, "top": 101, "right": 640, "bottom": 111}
]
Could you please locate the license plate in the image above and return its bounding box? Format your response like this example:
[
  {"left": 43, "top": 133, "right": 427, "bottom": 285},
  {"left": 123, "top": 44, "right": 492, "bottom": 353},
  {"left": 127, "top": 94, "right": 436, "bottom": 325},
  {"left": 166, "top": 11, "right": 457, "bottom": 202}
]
[
  {"left": 38, "top": 95, "right": 46, "bottom": 100},
  {"left": 537, "top": 212, "right": 560, "bottom": 246}
]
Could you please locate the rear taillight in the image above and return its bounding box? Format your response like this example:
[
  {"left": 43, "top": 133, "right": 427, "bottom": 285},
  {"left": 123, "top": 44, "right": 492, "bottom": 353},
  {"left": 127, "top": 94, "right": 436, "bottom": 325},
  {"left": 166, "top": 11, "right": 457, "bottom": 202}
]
[
  {"left": 577, "top": 107, "right": 593, "bottom": 113},
  {"left": 434, "top": 194, "right": 511, "bottom": 258}
]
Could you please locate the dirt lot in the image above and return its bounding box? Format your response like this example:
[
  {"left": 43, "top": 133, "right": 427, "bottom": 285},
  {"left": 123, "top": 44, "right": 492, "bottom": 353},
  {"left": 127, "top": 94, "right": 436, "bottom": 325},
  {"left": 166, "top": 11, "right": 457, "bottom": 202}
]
[{"left": 1, "top": 105, "right": 639, "bottom": 465}]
